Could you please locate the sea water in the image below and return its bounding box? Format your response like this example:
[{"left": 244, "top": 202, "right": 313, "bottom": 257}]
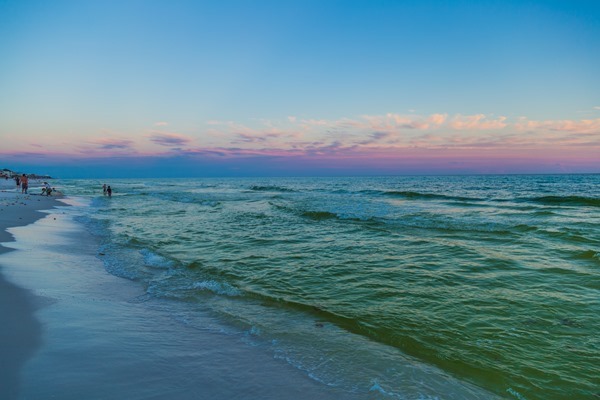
[
  {"left": 54, "top": 175, "right": 599, "bottom": 399},
  {"left": 3, "top": 206, "right": 361, "bottom": 400}
]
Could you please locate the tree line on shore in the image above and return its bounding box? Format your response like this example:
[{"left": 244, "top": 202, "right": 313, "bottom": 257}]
[{"left": 0, "top": 168, "right": 53, "bottom": 180}]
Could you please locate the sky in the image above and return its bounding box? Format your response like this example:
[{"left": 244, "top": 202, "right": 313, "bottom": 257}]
[{"left": 0, "top": 0, "right": 599, "bottom": 178}]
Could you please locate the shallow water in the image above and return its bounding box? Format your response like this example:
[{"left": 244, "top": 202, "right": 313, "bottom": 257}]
[
  {"left": 1, "top": 208, "right": 367, "bottom": 400},
  {"left": 55, "top": 175, "right": 600, "bottom": 399}
]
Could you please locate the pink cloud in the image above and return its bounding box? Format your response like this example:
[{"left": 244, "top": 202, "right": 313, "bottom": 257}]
[
  {"left": 359, "top": 114, "right": 429, "bottom": 131},
  {"left": 515, "top": 118, "right": 600, "bottom": 133},
  {"left": 449, "top": 114, "right": 507, "bottom": 130},
  {"left": 197, "top": 113, "right": 600, "bottom": 158},
  {"left": 4, "top": 111, "right": 599, "bottom": 175},
  {"left": 428, "top": 113, "right": 447, "bottom": 125},
  {"left": 350, "top": 113, "right": 448, "bottom": 132}
]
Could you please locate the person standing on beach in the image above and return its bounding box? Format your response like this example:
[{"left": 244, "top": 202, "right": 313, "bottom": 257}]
[
  {"left": 15, "top": 175, "right": 20, "bottom": 189},
  {"left": 21, "top": 174, "right": 29, "bottom": 194},
  {"left": 103, "top": 183, "right": 107, "bottom": 195},
  {"left": 107, "top": 186, "right": 112, "bottom": 197}
]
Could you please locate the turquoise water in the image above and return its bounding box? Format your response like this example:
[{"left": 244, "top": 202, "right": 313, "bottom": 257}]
[{"left": 57, "top": 175, "right": 599, "bottom": 399}]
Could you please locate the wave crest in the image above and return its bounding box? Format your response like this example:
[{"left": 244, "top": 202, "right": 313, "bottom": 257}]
[
  {"left": 193, "top": 280, "right": 241, "bottom": 296},
  {"left": 381, "top": 190, "right": 483, "bottom": 202},
  {"left": 522, "top": 195, "right": 600, "bottom": 207},
  {"left": 250, "top": 185, "right": 296, "bottom": 193}
]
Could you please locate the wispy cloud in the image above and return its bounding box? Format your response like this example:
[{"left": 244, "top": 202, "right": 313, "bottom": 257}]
[
  {"left": 198, "top": 113, "right": 600, "bottom": 156},
  {"left": 358, "top": 131, "right": 392, "bottom": 145},
  {"left": 154, "top": 121, "right": 169, "bottom": 126},
  {"left": 3, "top": 111, "right": 598, "bottom": 176},
  {"left": 329, "top": 113, "right": 448, "bottom": 132},
  {"left": 148, "top": 132, "right": 192, "bottom": 147},
  {"left": 234, "top": 132, "right": 283, "bottom": 143},
  {"left": 449, "top": 114, "right": 507, "bottom": 130},
  {"left": 515, "top": 118, "right": 600, "bottom": 134},
  {"left": 2, "top": 151, "right": 50, "bottom": 158},
  {"left": 89, "top": 138, "right": 135, "bottom": 150}
]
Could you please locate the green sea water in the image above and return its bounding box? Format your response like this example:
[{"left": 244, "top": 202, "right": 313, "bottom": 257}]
[{"left": 58, "top": 175, "right": 599, "bottom": 399}]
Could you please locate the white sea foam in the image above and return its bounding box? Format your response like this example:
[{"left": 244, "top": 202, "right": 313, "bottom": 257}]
[
  {"left": 507, "top": 388, "right": 528, "bottom": 400},
  {"left": 193, "top": 280, "right": 241, "bottom": 296},
  {"left": 140, "top": 248, "right": 175, "bottom": 269}
]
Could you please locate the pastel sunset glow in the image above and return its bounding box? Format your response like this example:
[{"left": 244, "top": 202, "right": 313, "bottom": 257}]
[{"left": 1, "top": 0, "right": 598, "bottom": 177}]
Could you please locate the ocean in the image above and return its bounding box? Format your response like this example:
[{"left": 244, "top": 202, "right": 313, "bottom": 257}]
[{"left": 55, "top": 175, "right": 599, "bottom": 399}]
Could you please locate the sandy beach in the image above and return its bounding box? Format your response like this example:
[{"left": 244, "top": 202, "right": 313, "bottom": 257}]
[
  {"left": 0, "top": 180, "right": 360, "bottom": 400},
  {"left": 0, "top": 179, "right": 64, "bottom": 398},
  {"left": 0, "top": 179, "right": 63, "bottom": 245}
]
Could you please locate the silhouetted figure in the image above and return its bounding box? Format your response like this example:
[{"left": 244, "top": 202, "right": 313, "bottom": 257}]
[
  {"left": 107, "top": 186, "right": 112, "bottom": 197},
  {"left": 21, "top": 174, "right": 29, "bottom": 194}
]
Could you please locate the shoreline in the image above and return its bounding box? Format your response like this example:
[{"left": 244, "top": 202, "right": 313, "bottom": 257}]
[
  {"left": 0, "top": 178, "right": 508, "bottom": 400},
  {"left": 0, "top": 183, "right": 65, "bottom": 250},
  {"left": 0, "top": 183, "right": 363, "bottom": 400},
  {"left": 0, "top": 181, "right": 64, "bottom": 399},
  {"left": 1, "top": 175, "right": 596, "bottom": 399}
]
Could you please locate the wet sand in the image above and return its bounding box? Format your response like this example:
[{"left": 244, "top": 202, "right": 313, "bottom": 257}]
[{"left": 0, "top": 180, "right": 63, "bottom": 398}]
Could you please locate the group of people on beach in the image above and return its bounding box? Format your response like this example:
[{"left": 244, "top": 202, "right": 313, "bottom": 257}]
[
  {"left": 13, "top": 174, "right": 55, "bottom": 196},
  {"left": 102, "top": 183, "right": 112, "bottom": 197}
]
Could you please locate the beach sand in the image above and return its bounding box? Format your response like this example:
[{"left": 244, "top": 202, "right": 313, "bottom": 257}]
[
  {"left": 0, "top": 179, "right": 64, "bottom": 398},
  {"left": 0, "top": 181, "right": 360, "bottom": 400},
  {"left": 0, "top": 179, "right": 63, "bottom": 244}
]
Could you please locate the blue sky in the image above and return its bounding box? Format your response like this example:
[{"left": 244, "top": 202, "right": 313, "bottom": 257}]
[{"left": 1, "top": 0, "right": 599, "bottom": 177}]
